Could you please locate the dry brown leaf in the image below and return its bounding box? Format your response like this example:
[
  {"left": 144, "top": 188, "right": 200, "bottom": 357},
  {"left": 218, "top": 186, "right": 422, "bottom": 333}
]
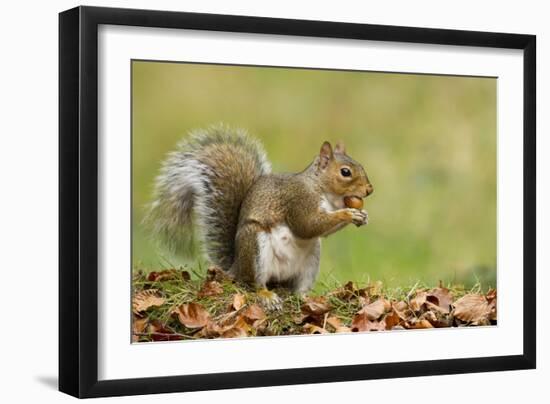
[
  {"left": 358, "top": 298, "right": 391, "bottom": 320},
  {"left": 221, "top": 326, "right": 249, "bottom": 338},
  {"left": 216, "top": 309, "right": 240, "bottom": 327},
  {"left": 133, "top": 316, "right": 148, "bottom": 333},
  {"left": 231, "top": 293, "right": 246, "bottom": 311},
  {"left": 351, "top": 312, "right": 386, "bottom": 332},
  {"left": 147, "top": 268, "right": 190, "bottom": 282},
  {"left": 301, "top": 296, "right": 331, "bottom": 316},
  {"left": 486, "top": 288, "right": 497, "bottom": 303},
  {"left": 452, "top": 294, "right": 492, "bottom": 325},
  {"left": 220, "top": 317, "right": 251, "bottom": 338},
  {"left": 295, "top": 312, "right": 327, "bottom": 328},
  {"left": 324, "top": 316, "right": 352, "bottom": 333},
  {"left": 132, "top": 316, "right": 148, "bottom": 342},
  {"left": 420, "top": 308, "right": 451, "bottom": 328},
  {"left": 364, "top": 280, "right": 383, "bottom": 297},
  {"left": 331, "top": 281, "right": 368, "bottom": 301},
  {"left": 148, "top": 320, "right": 183, "bottom": 341},
  {"left": 392, "top": 301, "right": 413, "bottom": 321},
  {"left": 420, "top": 310, "right": 438, "bottom": 325},
  {"left": 424, "top": 300, "right": 448, "bottom": 314},
  {"left": 199, "top": 315, "right": 253, "bottom": 339},
  {"left": 241, "top": 304, "right": 266, "bottom": 324},
  {"left": 409, "top": 290, "right": 427, "bottom": 312},
  {"left": 195, "top": 320, "right": 225, "bottom": 338},
  {"left": 147, "top": 269, "right": 173, "bottom": 282},
  {"left": 486, "top": 289, "right": 497, "bottom": 321},
  {"left": 173, "top": 303, "right": 210, "bottom": 328},
  {"left": 341, "top": 281, "right": 358, "bottom": 298},
  {"left": 409, "top": 319, "right": 434, "bottom": 329},
  {"left": 303, "top": 323, "right": 328, "bottom": 334},
  {"left": 326, "top": 316, "right": 343, "bottom": 330},
  {"left": 426, "top": 286, "right": 453, "bottom": 313},
  {"left": 206, "top": 266, "right": 232, "bottom": 282},
  {"left": 198, "top": 280, "right": 224, "bottom": 297},
  {"left": 132, "top": 289, "right": 165, "bottom": 314},
  {"left": 384, "top": 308, "right": 402, "bottom": 330}
]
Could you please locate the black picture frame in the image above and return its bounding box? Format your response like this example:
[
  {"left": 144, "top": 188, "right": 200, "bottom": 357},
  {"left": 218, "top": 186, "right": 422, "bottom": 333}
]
[{"left": 59, "top": 5, "right": 536, "bottom": 398}]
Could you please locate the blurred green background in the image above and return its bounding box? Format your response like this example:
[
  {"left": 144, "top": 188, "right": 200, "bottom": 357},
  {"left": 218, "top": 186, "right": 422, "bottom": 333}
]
[{"left": 132, "top": 61, "right": 496, "bottom": 289}]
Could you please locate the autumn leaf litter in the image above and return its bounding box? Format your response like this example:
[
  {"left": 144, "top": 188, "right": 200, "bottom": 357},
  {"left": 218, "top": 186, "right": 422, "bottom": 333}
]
[{"left": 132, "top": 266, "right": 497, "bottom": 342}]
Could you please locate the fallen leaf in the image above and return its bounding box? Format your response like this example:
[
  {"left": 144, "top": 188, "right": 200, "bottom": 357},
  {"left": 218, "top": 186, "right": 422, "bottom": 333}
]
[
  {"left": 301, "top": 296, "right": 331, "bottom": 316},
  {"left": 358, "top": 298, "right": 391, "bottom": 320},
  {"left": 325, "top": 316, "right": 352, "bottom": 333},
  {"left": 486, "top": 288, "right": 497, "bottom": 303},
  {"left": 409, "top": 290, "right": 427, "bottom": 312},
  {"left": 365, "top": 280, "right": 384, "bottom": 297},
  {"left": 173, "top": 303, "right": 210, "bottom": 328},
  {"left": 230, "top": 293, "right": 246, "bottom": 311},
  {"left": 351, "top": 312, "right": 386, "bottom": 332},
  {"left": 198, "top": 314, "right": 253, "bottom": 339},
  {"left": 426, "top": 286, "right": 453, "bottom": 314},
  {"left": 420, "top": 310, "right": 438, "bottom": 325},
  {"left": 303, "top": 323, "right": 328, "bottom": 334},
  {"left": 424, "top": 300, "right": 448, "bottom": 314},
  {"left": 221, "top": 325, "right": 249, "bottom": 338},
  {"left": 392, "top": 301, "right": 414, "bottom": 322},
  {"left": 241, "top": 304, "right": 266, "bottom": 325},
  {"left": 409, "top": 319, "right": 434, "bottom": 329},
  {"left": 206, "top": 266, "right": 232, "bottom": 282},
  {"left": 132, "top": 316, "right": 148, "bottom": 342},
  {"left": 198, "top": 280, "right": 224, "bottom": 297},
  {"left": 147, "top": 268, "right": 190, "bottom": 282},
  {"left": 384, "top": 308, "right": 402, "bottom": 330},
  {"left": 148, "top": 320, "right": 183, "bottom": 341},
  {"left": 221, "top": 317, "right": 251, "bottom": 338},
  {"left": 486, "top": 289, "right": 497, "bottom": 321},
  {"left": 133, "top": 316, "right": 148, "bottom": 333},
  {"left": 452, "top": 294, "right": 492, "bottom": 325},
  {"left": 132, "top": 289, "right": 165, "bottom": 314},
  {"left": 326, "top": 316, "right": 343, "bottom": 330},
  {"left": 195, "top": 320, "right": 224, "bottom": 338},
  {"left": 332, "top": 281, "right": 362, "bottom": 300}
]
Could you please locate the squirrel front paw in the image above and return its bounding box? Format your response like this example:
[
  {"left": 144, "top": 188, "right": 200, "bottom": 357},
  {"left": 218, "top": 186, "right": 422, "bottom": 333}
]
[{"left": 347, "top": 208, "right": 368, "bottom": 227}]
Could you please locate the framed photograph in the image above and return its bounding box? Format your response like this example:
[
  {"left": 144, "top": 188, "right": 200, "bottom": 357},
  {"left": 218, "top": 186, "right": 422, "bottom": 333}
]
[{"left": 59, "top": 6, "right": 536, "bottom": 398}]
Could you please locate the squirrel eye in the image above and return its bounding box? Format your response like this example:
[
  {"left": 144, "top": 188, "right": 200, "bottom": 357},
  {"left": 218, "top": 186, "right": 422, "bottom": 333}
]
[{"left": 340, "top": 167, "right": 352, "bottom": 177}]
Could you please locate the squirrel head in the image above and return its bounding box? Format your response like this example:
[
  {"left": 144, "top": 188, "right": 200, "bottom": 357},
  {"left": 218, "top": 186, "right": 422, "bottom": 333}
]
[{"left": 315, "top": 141, "right": 373, "bottom": 199}]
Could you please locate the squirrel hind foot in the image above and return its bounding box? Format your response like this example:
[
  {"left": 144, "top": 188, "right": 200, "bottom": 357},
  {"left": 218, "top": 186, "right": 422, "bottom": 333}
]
[{"left": 257, "top": 288, "right": 283, "bottom": 311}]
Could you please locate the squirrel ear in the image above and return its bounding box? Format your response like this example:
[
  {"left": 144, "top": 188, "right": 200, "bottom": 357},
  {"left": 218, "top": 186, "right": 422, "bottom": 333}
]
[
  {"left": 319, "top": 141, "right": 333, "bottom": 169},
  {"left": 334, "top": 140, "right": 346, "bottom": 155}
]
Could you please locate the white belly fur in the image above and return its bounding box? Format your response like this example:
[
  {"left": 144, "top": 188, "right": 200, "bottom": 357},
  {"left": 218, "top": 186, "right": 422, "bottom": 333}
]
[{"left": 256, "top": 224, "right": 318, "bottom": 285}]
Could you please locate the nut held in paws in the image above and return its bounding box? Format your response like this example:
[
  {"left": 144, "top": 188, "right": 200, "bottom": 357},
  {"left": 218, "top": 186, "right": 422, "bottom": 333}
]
[{"left": 344, "top": 196, "right": 364, "bottom": 209}]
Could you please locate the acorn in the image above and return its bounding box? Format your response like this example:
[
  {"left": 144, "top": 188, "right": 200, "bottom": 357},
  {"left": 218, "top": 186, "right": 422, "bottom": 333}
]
[{"left": 343, "top": 196, "right": 364, "bottom": 209}]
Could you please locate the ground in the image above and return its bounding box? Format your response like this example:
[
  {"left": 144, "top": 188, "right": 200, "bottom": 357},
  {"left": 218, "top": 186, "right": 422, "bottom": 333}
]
[{"left": 132, "top": 266, "right": 497, "bottom": 342}]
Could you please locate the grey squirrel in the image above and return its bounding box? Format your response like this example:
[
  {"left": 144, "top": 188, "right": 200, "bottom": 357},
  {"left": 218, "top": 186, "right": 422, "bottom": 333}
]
[{"left": 145, "top": 125, "right": 373, "bottom": 307}]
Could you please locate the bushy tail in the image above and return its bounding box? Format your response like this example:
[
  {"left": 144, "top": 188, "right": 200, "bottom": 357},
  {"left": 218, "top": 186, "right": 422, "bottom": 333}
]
[{"left": 144, "top": 125, "right": 271, "bottom": 270}]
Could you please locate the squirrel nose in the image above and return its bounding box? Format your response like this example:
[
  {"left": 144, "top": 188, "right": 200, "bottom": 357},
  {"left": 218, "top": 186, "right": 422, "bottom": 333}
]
[{"left": 365, "top": 184, "right": 374, "bottom": 197}]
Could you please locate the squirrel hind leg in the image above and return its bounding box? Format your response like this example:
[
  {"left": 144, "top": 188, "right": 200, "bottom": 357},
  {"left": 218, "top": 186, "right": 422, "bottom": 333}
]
[
  {"left": 232, "top": 223, "right": 284, "bottom": 311},
  {"left": 291, "top": 239, "right": 321, "bottom": 295}
]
